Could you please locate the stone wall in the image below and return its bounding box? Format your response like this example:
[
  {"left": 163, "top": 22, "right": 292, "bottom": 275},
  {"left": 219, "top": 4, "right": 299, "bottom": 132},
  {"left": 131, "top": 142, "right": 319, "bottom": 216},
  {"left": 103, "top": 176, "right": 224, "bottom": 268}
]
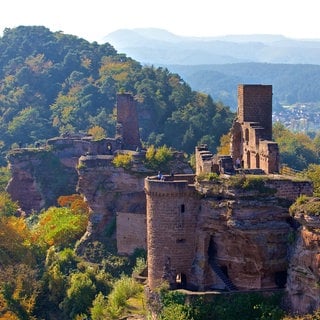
[
  {"left": 116, "top": 212, "right": 147, "bottom": 254},
  {"left": 266, "top": 178, "right": 313, "bottom": 202}
]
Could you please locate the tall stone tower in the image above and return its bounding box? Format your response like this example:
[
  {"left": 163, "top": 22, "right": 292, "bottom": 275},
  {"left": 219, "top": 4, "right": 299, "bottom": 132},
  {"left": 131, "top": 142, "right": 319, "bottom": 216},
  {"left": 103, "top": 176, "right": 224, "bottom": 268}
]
[
  {"left": 116, "top": 93, "right": 141, "bottom": 150},
  {"left": 231, "top": 84, "right": 279, "bottom": 173},
  {"left": 237, "top": 84, "right": 273, "bottom": 140},
  {"left": 145, "top": 176, "right": 199, "bottom": 290}
]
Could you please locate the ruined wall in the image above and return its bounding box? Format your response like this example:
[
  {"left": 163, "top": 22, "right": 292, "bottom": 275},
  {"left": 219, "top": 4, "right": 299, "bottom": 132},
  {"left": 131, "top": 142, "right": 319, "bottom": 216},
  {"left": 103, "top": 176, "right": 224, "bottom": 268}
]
[
  {"left": 116, "top": 93, "right": 141, "bottom": 150},
  {"left": 266, "top": 179, "right": 313, "bottom": 202},
  {"left": 195, "top": 145, "right": 214, "bottom": 175}
]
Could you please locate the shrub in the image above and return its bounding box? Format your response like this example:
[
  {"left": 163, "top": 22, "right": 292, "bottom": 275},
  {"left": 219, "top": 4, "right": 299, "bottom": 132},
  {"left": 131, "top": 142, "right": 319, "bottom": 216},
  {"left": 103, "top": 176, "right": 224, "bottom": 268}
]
[
  {"left": 32, "top": 206, "right": 89, "bottom": 248},
  {"left": 145, "top": 145, "right": 173, "bottom": 170},
  {"left": 0, "top": 192, "right": 19, "bottom": 217},
  {"left": 112, "top": 153, "right": 132, "bottom": 169},
  {"left": 289, "top": 196, "right": 320, "bottom": 216},
  {"left": 60, "top": 272, "right": 97, "bottom": 319},
  {"left": 88, "top": 126, "right": 106, "bottom": 141},
  {"left": 105, "top": 276, "right": 142, "bottom": 319}
]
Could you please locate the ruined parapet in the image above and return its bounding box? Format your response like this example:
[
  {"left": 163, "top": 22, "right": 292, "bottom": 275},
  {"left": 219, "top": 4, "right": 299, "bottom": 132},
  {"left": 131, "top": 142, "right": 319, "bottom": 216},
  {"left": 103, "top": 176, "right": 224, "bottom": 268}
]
[
  {"left": 116, "top": 93, "right": 141, "bottom": 150},
  {"left": 195, "top": 145, "right": 215, "bottom": 175},
  {"left": 145, "top": 175, "right": 199, "bottom": 290}
]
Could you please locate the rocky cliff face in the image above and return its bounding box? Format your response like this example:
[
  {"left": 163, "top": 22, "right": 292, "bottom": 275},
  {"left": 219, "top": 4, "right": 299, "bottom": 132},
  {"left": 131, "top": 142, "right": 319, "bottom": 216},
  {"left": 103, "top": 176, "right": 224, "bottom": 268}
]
[
  {"left": 6, "top": 148, "right": 78, "bottom": 213},
  {"left": 286, "top": 198, "right": 320, "bottom": 314},
  {"left": 196, "top": 196, "right": 291, "bottom": 290},
  {"left": 76, "top": 154, "right": 147, "bottom": 243}
]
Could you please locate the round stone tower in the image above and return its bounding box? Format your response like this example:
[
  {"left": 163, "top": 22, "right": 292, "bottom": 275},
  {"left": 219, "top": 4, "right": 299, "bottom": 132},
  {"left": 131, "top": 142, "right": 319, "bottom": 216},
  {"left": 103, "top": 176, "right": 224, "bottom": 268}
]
[{"left": 145, "top": 174, "right": 199, "bottom": 290}]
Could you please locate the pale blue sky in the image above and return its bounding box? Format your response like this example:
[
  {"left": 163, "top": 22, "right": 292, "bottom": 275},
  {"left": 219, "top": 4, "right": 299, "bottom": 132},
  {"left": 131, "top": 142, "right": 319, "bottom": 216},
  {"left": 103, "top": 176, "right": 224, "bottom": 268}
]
[{"left": 0, "top": 0, "right": 319, "bottom": 42}]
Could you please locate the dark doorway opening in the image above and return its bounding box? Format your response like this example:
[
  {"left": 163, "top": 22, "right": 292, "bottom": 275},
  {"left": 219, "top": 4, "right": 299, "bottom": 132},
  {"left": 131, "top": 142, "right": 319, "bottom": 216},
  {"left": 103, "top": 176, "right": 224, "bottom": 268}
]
[{"left": 275, "top": 271, "right": 287, "bottom": 288}]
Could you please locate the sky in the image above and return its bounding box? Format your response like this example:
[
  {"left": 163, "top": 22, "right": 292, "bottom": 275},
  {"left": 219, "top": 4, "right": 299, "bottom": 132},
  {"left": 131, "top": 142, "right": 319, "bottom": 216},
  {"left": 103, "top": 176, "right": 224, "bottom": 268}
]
[{"left": 0, "top": 0, "right": 319, "bottom": 43}]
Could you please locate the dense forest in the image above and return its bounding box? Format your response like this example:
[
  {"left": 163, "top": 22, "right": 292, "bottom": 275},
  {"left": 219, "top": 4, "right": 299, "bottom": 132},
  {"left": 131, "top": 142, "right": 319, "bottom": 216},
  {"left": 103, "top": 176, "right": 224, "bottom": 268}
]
[{"left": 0, "top": 26, "right": 234, "bottom": 166}]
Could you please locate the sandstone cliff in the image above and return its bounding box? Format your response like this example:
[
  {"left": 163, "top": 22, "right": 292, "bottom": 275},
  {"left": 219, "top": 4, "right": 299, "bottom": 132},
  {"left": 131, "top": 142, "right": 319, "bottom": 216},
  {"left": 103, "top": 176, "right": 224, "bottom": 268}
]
[
  {"left": 286, "top": 197, "right": 320, "bottom": 314},
  {"left": 6, "top": 147, "right": 78, "bottom": 213}
]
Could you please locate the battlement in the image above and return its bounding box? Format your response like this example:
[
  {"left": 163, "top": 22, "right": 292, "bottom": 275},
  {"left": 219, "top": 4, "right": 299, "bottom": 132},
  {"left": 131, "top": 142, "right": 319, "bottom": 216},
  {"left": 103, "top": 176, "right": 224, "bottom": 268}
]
[{"left": 145, "top": 174, "right": 195, "bottom": 196}]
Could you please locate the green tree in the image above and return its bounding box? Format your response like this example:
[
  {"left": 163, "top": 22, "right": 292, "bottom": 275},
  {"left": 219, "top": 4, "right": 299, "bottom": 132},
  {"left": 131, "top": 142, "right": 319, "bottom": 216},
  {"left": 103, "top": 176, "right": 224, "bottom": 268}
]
[{"left": 60, "top": 272, "right": 96, "bottom": 319}]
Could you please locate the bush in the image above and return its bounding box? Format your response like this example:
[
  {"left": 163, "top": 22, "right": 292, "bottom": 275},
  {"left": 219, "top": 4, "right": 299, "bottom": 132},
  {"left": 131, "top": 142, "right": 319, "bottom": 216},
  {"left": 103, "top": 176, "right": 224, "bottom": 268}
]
[
  {"left": 0, "top": 192, "right": 19, "bottom": 217},
  {"left": 112, "top": 153, "right": 132, "bottom": 169},
  {"left": 105, "top": 276, "right": 142, "bottom": 319},
  {"left": 32, "top": 206, "right": 89, "bottom": 248},
  {"left": 145, "top": 145, "right": 173, "bottom": 170}
]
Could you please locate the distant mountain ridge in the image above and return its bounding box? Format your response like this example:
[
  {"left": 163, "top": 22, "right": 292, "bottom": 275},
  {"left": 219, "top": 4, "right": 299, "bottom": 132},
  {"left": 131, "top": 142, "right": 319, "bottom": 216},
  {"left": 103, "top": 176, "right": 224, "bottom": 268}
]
[
  {"left": 103, "top": 28, "right": 320, "bottom": 109},
  {"left": 103, "top": 28, "right": 320, "bottom": 65}
]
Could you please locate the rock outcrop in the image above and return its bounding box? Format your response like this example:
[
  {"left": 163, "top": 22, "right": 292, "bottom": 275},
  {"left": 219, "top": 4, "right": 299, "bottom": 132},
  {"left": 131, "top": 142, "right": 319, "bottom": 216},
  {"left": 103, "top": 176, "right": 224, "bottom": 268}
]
[
  {"left": 286, "top": 197, "right": 320, "bottom": 314},
  {"left": 6, "top": 147, "right": 79, "bottom": 213}
]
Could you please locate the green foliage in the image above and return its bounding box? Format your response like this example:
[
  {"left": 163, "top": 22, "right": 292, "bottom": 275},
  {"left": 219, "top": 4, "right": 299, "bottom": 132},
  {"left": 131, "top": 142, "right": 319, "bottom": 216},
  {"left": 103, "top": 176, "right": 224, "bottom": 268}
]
[
  {"left": 187, "top": 292, "right": 284, "bottom": 320},
  {"left": 0, "top": 25, "right": 234, "bottom": 165},
  {"left": 0, "top": 166, "right": 11, "bottom": 191},
  {"left": 104, "top": 275, "right": 142, "bottom": 319},
  {"left": 112, "top": 153, "right": 132, "bottom": 169},
  {"left": 0, "top": 263, "right": 41, "bottom": 319},
  {"left": 273, "top": 122, "right": 319, "bottom": 170},
  {"left": 132, "top": 257, "right": 147, "bottom": 276},
  {"left": 32, "top": 206, "right": 88, "bottom": 248},
  {"left": 197, "top": 172, "right": 220, "bottom": 181},
  {"left": 228, "top": 175, "right": 276, "bottom": 195},
  {"left": 90, "top": 292, "right": 108, "bottom": 320},
  {"left": 145, "top": 145, "right": 173, "bottom": 170},
  {"left": 0, "top": 191, "right": 19, "bottom": 217},
  {"left": 290, "top": 196, "right": 320, "bottom": 216},
  {"left": 303, "top": 164, "right": 320, "bottom": 196},
  {"left": 60, "top": 272, "right": 97, "bottom": 319},
  {"left": 88, "top": 125, "right": 107, "bottom": 141},
  {"left": 0, "top": 216, "right": 35, "bottom": 265}
]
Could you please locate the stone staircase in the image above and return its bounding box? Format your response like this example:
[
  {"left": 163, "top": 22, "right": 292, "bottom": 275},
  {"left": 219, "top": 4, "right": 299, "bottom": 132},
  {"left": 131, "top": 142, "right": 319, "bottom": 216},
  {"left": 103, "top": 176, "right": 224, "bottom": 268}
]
[{"left": 209, "top": 258, "right": 238, "bottom": 291}]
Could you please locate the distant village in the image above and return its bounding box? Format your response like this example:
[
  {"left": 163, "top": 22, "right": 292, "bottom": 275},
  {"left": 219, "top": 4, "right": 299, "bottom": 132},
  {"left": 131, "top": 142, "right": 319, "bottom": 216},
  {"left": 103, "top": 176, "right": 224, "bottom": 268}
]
[{"left": 273, "top": 103, "right": 320, "bottom": 132}]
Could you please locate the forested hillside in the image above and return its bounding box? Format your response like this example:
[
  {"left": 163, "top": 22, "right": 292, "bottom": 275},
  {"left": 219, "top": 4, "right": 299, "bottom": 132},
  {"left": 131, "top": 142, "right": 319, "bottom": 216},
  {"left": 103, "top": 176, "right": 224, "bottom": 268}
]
[{"left": 0, "top": 26, "right": 234, "bottom": 165}]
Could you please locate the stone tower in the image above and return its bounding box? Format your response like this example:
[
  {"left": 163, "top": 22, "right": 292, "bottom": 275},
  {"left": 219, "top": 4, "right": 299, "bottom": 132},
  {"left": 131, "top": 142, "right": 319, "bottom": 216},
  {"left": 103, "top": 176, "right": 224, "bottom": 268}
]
[
  {"left": 237, "top": 84, "right": 273, "bottom": 140},
  {"left": 116, "top": 93, "right": 141, "bottom": 150},
  {"left": 145, "top": 175, "right": 199, "bottom": 290},
  {"left": 231, "top": 84, "right": 279, "bottom": 173}
]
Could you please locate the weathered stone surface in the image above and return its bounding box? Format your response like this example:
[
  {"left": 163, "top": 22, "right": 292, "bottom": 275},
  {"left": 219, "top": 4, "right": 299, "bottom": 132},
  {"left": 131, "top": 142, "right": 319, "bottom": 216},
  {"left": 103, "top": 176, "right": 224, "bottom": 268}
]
[
  {"left": 286, "top": 199, "right": 320, "bottom": 314},
  {"left": 6, "top": 148, "right": 78, "bottom": 213},
  {"left": 77, "top": 155, "right": 147, "bottom": 243}
]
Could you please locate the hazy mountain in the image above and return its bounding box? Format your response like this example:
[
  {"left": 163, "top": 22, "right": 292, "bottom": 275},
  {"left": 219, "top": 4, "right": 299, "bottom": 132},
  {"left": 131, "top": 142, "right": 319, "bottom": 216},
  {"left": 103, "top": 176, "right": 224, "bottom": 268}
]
[
  {"left": 103, "top": 28, "right": 320, "bottom": 110},
  {"left": 103, "top": 28, "right": 320, "bottom": 65}
]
